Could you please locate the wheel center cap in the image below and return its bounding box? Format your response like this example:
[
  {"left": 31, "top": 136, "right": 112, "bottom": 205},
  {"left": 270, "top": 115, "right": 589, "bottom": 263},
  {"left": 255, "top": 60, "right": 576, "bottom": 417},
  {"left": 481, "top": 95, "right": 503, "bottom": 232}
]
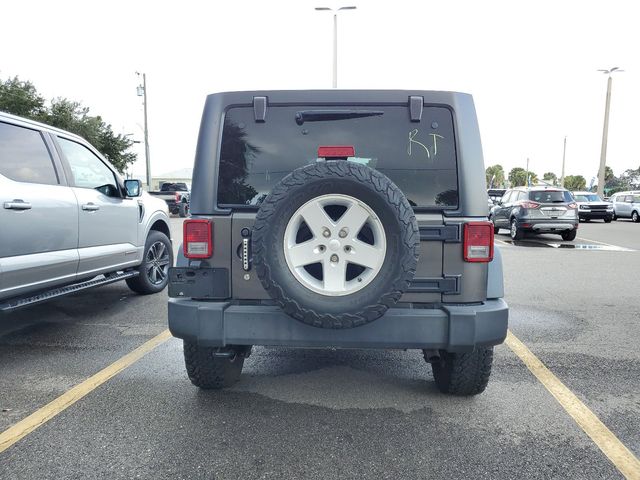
[{"left": 328, "top": 239, "right": 341, "bottom": 251}]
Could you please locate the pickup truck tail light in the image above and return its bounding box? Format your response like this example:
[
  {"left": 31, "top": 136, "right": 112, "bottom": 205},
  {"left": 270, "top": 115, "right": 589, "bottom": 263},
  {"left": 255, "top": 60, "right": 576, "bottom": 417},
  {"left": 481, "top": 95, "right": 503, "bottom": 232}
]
[
  {"left": 463, "top": 222, "right": 494, "bottom": 263},
  {"left": 184, "top": 219, "right": 213, "bottom": 258},
  {"left": 175, "top": 192, "right": 181, "bottom": 202}
]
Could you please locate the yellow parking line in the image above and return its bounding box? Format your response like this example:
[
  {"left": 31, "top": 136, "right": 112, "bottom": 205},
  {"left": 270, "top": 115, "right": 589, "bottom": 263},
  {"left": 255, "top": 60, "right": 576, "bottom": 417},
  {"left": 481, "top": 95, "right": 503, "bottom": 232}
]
[
  {"left": 0, "top": 329, "right": 172, "bottom": 454},
  {"left": 505, "top": 330, "right": 640, "bottom": 479}
]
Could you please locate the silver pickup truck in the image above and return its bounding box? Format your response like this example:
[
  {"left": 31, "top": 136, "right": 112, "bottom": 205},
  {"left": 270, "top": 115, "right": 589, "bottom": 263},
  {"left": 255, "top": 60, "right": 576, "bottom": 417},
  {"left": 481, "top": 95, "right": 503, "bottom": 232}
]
[{"left": 0, "top": 112, "right": 173, "bottom": 312}]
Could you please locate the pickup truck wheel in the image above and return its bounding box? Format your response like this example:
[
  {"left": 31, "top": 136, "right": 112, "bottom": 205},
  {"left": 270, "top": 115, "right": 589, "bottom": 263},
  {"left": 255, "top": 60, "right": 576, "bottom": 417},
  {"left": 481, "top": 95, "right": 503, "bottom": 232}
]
[
  {"left": 561, "top": 229, "right": 577, "bottom": 241},
  {"left": 431, "top": 347, "right": 493, "bottom": 396},
  {"left": 126, "top": 231, "right": 173, "bottom": 294},
  {"left": 183, "top": 341, "right": 245, "bottom": 389},
  {"left": 178, "top": 202, "right": 189, "bottom": 218},
  {"left": 253, "top": 161, "right": 419, "bottom": 329}
]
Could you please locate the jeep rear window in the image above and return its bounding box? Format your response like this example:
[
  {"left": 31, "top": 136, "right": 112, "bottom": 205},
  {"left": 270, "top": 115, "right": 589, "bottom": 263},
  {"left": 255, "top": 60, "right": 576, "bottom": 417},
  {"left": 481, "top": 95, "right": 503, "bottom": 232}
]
[{"left": 217, "top": 105, "right": 458, "bottom": 208}]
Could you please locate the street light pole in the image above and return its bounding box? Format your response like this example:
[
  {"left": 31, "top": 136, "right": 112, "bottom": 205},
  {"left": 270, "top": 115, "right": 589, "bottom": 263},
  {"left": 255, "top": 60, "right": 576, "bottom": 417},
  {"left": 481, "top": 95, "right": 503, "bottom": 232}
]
[
  {"left": 315, "top": 6, "right": 357, "bottom": 88},
  {"left": 596, "top": 67, "right": 622, "bottom": 198},
  {"left": 136, "top": 72, "right": 152, "bottom": 189},
  {"left": 560, "top": 136, "right": 567, "bottom": 188}
]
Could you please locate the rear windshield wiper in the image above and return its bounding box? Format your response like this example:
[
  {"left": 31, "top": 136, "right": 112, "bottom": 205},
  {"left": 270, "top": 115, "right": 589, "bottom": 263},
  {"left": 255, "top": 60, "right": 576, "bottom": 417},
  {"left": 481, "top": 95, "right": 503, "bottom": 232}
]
[{"left": 295, "top": 110, "right": 384, "bottom": 125}]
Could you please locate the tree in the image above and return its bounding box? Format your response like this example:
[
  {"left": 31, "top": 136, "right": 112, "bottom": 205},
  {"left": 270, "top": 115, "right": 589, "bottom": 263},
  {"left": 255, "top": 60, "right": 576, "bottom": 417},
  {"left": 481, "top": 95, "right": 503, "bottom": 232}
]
[
  {"left": 485, "top": 164, "right": 505, "bottom": 188},
  {"left": 605, "top": 166, "right": 615, "bottom": 183},
  {"left": 0, "top": 76, "right": 46, "bottom": 118},
  {"left": 563, "top": 175, "right": 586, "bottom": 191},
  {"left": 508, "top": 167, "right": 537, "bottom": 187},
  {"left": 543, "top": 172, "right": 558, "bottom": 186},
  {"left": 0, "top": 76, "right": 136, "bottom": 173},
  {"left": 508, "top": 167, "right": 527, "bottom": 187}
]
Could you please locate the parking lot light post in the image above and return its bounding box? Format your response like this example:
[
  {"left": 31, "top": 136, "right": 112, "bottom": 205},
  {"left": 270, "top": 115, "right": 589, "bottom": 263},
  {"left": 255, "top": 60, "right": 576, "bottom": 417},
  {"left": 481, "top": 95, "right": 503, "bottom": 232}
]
[
  {"left": 560, "top": 136, "right": 567, "bottom": 188},
  {"left": 596, "top": 67, "right": 623, "bottom": 198},
  {"left": 314, "top": 6, "right": 357, "bottom": 88},
  {"left": 136, "top": 72, "right": 152, "bottom": 190}
]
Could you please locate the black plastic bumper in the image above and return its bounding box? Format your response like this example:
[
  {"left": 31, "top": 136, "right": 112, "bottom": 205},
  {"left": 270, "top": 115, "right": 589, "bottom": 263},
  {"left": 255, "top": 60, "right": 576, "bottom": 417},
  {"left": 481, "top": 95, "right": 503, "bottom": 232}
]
[
  {"left": 168, "top": 298, "right": 509, "bottom": 352},
  {"left": 579, "top": 211, "right": 612, "bottom": 220}
]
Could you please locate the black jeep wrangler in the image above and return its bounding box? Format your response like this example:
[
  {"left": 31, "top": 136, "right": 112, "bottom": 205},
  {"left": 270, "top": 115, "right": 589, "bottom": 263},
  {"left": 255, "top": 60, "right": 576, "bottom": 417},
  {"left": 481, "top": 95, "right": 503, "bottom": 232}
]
[{"left": 168, "top": 90, "right": 508, "bottom": 396}]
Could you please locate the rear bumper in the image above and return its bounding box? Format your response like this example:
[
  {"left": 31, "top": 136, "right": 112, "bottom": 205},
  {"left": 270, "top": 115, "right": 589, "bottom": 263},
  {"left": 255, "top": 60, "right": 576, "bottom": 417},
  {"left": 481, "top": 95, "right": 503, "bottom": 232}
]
[
  {"left": 168, "top": 298, "right": 509, "bottom": 352},
  {"left": 520, "top": 218, "right": 577, "bottom": 233}
]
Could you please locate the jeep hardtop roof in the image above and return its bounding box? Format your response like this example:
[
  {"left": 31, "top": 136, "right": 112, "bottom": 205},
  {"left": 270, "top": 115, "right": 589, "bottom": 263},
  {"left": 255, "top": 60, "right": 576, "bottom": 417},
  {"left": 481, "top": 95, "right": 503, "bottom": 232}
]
[{"left": 191, "top": 89, "right": 488, "bottom": 217}]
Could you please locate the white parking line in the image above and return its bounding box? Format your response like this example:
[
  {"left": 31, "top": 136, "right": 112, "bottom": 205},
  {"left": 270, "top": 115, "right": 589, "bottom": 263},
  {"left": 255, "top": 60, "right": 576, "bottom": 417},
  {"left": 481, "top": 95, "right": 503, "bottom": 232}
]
[{"left": 576, "top": 236, "right": 631, "bottom": 249}]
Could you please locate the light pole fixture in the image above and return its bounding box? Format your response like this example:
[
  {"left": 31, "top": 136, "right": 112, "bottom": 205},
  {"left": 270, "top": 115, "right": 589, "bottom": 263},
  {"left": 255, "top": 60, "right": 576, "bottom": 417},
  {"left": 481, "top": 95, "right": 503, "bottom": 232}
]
[
  {"left": 596, "top": 67, "right": 623, "bottom": 198},
  {"left": 314, "top": 6, "right": 357, "bottom": 88},
  {"left": 136, "top": 72, "right": 152, "bottom": 189}
]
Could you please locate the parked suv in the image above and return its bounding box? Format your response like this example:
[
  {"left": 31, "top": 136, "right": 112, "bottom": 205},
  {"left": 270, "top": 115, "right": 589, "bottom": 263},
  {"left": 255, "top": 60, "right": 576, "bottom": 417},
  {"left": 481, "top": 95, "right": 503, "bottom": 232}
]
[
  {"left": 490, "top": 186, "right": 578, "bottom": 240},
  {"left": 0, "top": 112, "right": 173, "bottom": 311},
  {"left": 572, "top": 191, "right": 613, "bottom": 222},
  {"left": 611, "top": 191, "right": 640, "bottom": 222},
  {"left": 168, "top": 91, "right": 508, "bottom": 396}
]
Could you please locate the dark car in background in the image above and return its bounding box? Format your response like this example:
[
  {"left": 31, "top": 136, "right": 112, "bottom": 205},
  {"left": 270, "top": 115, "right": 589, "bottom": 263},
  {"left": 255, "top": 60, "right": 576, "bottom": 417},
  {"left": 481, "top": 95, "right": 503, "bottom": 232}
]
[
  {"left": 490, "top": 186, "right": 578, "bottom": 241},
  {"left": 487, "top": 188, "right": 506, "bottom": 214},
  {"left": 572, "top": 191, "right": 613, "bottom": 223}
]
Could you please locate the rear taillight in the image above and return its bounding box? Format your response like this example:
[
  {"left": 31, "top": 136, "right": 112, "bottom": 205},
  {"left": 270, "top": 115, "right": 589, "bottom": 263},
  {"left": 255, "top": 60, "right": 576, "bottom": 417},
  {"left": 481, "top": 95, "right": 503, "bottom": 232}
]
[
  {"left": 183, "top": 219, "right": 213, "bottom": 258},
  {"left": 463, "top": 222, "right": 494, "bottom": 263},
  {"left": 519, "top": 201, "right": 540, "bottom": 209},
  {"left": 567, "top": 202, "right": 577, "bottom": 209},
  {"left": 175, "top": 192, "right": 181, "bottom": 202}
]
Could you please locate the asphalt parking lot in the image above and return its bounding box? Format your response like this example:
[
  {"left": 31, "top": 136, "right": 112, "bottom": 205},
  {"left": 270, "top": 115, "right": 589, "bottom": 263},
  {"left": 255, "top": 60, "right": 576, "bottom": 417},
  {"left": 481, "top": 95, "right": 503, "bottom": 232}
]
[{"left": 1, "top": 217, "right": 639, "bottom": 479}]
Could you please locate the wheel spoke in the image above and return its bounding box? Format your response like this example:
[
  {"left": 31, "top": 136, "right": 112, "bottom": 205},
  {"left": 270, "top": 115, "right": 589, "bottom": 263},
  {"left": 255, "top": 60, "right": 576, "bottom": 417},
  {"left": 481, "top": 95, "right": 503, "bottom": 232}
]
[
  {"left": 147, "top": 264, "right": 156, "bottom": 283},
  {"left": 347, "top": 240, "right": 383, "bottom": 269},
  {"left": 288, "top": 242, "right": 319, "bottom": 268},
  {"left": 157, "top": 258, "right": 171, "bottom": 267},
  {"left": 155, "top": 242, "right": 166, "bottom": 260},
  {"left": 299, "top": 201, "right": 334, "bottom": 238},
  {"left": 337, "top": 203, "right": 370, "bottom": 235},
  {"left": 323, "top": 259, "right": 346, "bottom": 291},
  {"left": 155, "top": 266, "right": 166, "bottom": 281}
]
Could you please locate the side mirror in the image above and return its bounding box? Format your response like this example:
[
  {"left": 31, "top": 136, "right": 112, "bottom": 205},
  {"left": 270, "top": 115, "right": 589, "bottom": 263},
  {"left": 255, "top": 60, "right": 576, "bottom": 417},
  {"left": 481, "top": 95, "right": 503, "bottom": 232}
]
[{"left": 124, "top": 179, "right": 142, "bottom": 197}]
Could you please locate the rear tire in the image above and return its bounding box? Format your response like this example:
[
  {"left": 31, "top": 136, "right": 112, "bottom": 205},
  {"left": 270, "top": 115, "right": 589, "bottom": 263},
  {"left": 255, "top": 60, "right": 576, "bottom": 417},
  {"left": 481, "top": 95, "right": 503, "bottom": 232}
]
[
  {"left": 183, "top": 341, "right": 247, "bottom": 389},
  {"left": 431, "top": 347, "right": 494, "bottom": 396},
  {"left": 126, "top": 231, "right": 173, "bottom": 294},
  {"left": 561, "top": 229, "right": 577, "bottom": 241},
  {"left": 510, "top": 218, "right": 523, "bottom": 240},
  {"left": 489, "top": 215, "right": 500, "bottom": 234},
  {"left": 179, "top": 202, "right": 189, "bottom": 218},
  {"left": 632, "top": 211, "right": 639, "bottom": 223},
  {"left": 604, "top": 217, "right": 612, "bottom": 223}
]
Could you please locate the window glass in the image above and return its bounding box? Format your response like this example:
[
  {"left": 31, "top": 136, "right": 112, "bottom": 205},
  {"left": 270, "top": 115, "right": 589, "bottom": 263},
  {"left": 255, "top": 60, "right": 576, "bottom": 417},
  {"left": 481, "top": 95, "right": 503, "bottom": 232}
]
[
  {"left": 217, "top": 105, "right": 458, "bottom": 208},
  {"left": 528, "top": 190, "right": 573, "bottom": 203},
  {"left": 501, "top": 191, "right": 512, "bottom": 203},
  {"left": 0, "top": 122, "right": 58, "bottom": 185},
  {"left": 58, "top": 137, "right": 115, "bottom": 190}
]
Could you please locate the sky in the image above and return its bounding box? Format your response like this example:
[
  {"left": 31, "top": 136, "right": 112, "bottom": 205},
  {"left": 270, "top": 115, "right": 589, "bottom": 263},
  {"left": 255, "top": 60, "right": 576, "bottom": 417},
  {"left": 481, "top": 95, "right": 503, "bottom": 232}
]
[{"left": 1, "top": 0, "right": 638, "bottom": 186}]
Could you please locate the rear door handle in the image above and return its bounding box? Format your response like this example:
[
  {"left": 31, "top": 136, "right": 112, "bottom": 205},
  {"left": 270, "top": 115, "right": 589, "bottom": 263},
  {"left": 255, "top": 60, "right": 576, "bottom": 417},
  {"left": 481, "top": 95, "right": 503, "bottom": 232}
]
[
  {"left": 3, "top": 200, "right": 32, "bottom": 210},
  {"left": 82, "top": 203, "right": 100, "bottom": 211}
]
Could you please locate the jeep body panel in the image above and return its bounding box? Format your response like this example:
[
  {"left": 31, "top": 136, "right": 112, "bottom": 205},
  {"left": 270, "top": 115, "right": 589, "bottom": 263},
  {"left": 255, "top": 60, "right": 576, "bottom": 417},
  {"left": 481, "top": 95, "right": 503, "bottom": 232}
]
[{"left": 170, "top": 90, "right": 507, "bottom": 352}]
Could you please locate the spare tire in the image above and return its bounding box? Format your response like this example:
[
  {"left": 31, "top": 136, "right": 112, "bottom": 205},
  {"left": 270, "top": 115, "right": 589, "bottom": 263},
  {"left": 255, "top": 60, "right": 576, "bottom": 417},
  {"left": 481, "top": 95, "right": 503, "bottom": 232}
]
[{"left": 252, "top": 161, "right": 419, "bottom": 329}]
